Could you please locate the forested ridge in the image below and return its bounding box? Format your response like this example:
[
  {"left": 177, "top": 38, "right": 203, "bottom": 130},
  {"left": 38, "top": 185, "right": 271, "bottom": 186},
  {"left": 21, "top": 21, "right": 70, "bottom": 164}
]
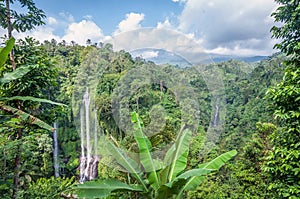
[{"left": 0, "top": 0, "right": 300, "bottom": 198}]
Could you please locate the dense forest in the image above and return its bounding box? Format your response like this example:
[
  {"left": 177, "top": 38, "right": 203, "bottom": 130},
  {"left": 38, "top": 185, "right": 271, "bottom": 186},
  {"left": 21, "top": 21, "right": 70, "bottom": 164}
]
[{"left": 0, "top": 0, "right": 300, "bottom": 198}]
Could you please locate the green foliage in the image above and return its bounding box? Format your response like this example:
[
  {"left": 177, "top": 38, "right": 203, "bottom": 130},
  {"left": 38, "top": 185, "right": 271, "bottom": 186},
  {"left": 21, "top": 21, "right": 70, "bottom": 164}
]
[
  {"left": 0, "top": 37, "right": 64, "bottom": 131},
  {"left": 22, "top": 176, "right": 75, "bottom": 198},
  {"left": 77, "top": 179, "right": 144, "bottom": 199},
  {"left": 264, "top": 1, "right": 300, "bottom": 198},
  {"left": 267, "top": 65, "right": 300, "bottom": 123},
  {"left": 0, "top": 19, "right": 290, "bottom": 199},
  {"left": 0, "top": 96, "right": 66, "bottom": 106},
  {"left": 0, "top": 104, "right": 54, "bottom": 131},
  {"left": 0, "top": 65, "right": 32, "bottom": 83},
  {"left": 271, "top": 0, "right": 300, "bottom": 55},
  {"left": 1, "top": 37, "right": 58, "bottom": 100},
  {"left": 97, "top": 155, "right": 126, "bottom": 181},
  {"left": 264, "top": 76, "right": 300, "bottom": 197},
  {"left": 0, "top": 37, "right": 65, "bottom": 198},
  {"left": 0, "top": 131, "right": 55, "bottom": 197},
  {"left": 77, "top": 112, "right": 237, "bottom": 198},
  {"left": 186, "top": 54, "right": 285, "bottom": 198},
  {"left": 131, "top": 112, "right": 160, "bottom": 190},
  {"left": 188, "top": 123, "right": 276, "bottom": 199}
]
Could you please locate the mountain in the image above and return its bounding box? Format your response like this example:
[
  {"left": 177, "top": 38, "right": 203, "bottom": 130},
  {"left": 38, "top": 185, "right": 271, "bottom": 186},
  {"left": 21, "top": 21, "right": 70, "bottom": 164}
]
[
  {"left": 207, "top": 53, "right": 268, "bottom": 63},
  {"left": 130, "top": 48, "right": 192, "bottom": 68},
  {"left": 130, "top": 48, "right": 269, "bottom": 67}
]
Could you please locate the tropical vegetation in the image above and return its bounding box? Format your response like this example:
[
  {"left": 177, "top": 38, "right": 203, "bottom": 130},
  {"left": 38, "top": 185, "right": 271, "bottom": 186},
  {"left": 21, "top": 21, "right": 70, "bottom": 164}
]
[{"left": 0, "top": 0, "right": 299, "bottom": 198}]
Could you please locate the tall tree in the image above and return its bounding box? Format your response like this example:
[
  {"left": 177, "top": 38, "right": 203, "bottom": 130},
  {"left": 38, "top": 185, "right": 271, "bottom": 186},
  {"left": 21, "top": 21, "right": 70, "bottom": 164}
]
[
  {"left": 0, "top": 0, "right": 46, "bottom": 69},
  {"left": 265, "top": 0, "right": 300, "bottom": 198},
  {"left": 271, "top": 0, "right": 300, "bottom": 55}
]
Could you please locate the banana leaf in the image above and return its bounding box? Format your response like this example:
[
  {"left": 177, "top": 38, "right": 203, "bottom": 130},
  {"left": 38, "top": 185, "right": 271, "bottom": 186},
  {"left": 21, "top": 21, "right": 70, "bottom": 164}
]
[
  {"left": 162, "top": 127, "right": 192, "bottom": 183},
  {"left": 0, "top": 96, "right": 66, "bottom": 106},
  {"left": 0, "top": 104, "right": 54, "bottom": 132},
  {"left": 131, "top": 112, "right": 160, "bottom": 190},
  {"left": 165, "top": 168, "right": 213, "bottom": 188},
  {"left": 0, "top": 37, "right": 15, "bottom": 67},
  {"left": 76, "top": 179, "right": 144, "bottom": 199},
  {"left": 179, "top": 150, "right": 237, "bottom": 194},
  {"left": 0, "top": 65, "right": 34, "bottom": 83},
  {"left": 106, "top": 140, "right": 148, "bottom": 192}
]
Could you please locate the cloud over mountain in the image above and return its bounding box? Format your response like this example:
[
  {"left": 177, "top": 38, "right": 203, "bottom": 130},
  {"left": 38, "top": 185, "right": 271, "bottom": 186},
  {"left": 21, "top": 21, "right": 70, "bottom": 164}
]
[{"left": 178, "top": 0, "right": 278, "bottom": 55}]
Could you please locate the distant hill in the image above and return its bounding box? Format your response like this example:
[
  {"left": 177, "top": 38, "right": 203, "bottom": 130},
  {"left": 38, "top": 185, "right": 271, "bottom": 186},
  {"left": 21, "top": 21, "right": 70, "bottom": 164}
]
[
  {"left": 130, "top": 48, "right": 269, "bottom": 68},
  {"left": 207, "top": 53, "right": 268, "bottom": 63},
  {"left": 130, "top": 48, "right": 192, "bottom": 68}
]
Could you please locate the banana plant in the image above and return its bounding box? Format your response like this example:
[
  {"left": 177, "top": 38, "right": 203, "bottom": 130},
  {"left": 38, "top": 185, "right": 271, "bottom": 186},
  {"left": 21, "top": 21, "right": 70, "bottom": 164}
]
[{"left": 77, "top": 112, "right": 237, "bottom": 198}]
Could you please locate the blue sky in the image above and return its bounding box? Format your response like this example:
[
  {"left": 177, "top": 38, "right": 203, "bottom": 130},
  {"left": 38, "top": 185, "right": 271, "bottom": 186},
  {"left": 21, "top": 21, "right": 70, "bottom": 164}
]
[
  {"left": 1, "top": 0, "right": 279, "bottom": 56},
  {"left": 34, "top": 0, "right": 183, "bottom": 35}
]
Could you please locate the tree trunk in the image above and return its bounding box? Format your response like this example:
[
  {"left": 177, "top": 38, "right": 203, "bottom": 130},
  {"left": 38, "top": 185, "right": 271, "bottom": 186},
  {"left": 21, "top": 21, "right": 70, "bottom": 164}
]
[
  {"left": 3, "top": 149, "right": 6, "bottom": 181},
  {"left": 11, "top": 129, "right": 22, "bottom": 199},
  {"left": 12, "top": 101, "right": 23, "bottom": 199},
  {"left": 5, "top": 0, "right": 16, "bottom": 70},
  {"left": 6, "top": 1, "right": 20, "bottom": 195}
]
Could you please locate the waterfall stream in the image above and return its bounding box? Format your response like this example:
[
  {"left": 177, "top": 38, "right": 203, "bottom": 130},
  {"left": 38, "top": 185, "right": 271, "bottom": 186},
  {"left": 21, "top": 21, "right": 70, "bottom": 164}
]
[
  {"left": 53, "top": 122, "right": 59, "bottom": 177},
  {"left": 213, "top": 101, "right": 219, "bottom": 127},
  {"left": 79, "top": 88, "right": 100, "bottom": 182},
  {"left": 79, "top": 103, "right": 86, "bottom": 182}
]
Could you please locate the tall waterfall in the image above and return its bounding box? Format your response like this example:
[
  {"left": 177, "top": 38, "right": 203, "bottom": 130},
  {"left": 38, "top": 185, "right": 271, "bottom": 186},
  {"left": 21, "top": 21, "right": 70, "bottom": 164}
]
[
  {"left": 53, "top": 122, "right": 59, "bottom": 177},
  {"left": 213, "top": 101, "right": 219, "bottom": 127},
  {"left": 79, "top": 88, "right": 100, "bottom": 182}
]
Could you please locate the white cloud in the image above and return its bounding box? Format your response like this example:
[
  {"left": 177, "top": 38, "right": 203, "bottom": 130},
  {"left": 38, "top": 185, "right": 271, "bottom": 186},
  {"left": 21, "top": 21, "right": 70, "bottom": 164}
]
[
  {"left": 15, "top": 26, "right": 60, "bottom": 42},
  {"left": 138, "top": 50, "right": 159, "bottom": 59},
  {"left": 157, "top": 19, "right": 173, "bottom": 29},
  {"left": 172, "top": 0, "right": 187, "bottom": 3},
  {"left": 59, "top": 11, "right": 75, "bottom": 22},
  {"left": 110, "top": 28, "right": 209, "bottom": 64},
  {"left": 62, "top": 20, "right": 105, "bottom": 45},
  {"left": 7, "top": 14, "right": 108, "bottom": 46},
  {"left": 114, "top": 13, "right": 145, "bottom": 35},
  {"left": 178, "top": 0, "right": 279, "bottom": 55},
  {"left": 47, "top": 17, "right": 58, "bottom": 25}
]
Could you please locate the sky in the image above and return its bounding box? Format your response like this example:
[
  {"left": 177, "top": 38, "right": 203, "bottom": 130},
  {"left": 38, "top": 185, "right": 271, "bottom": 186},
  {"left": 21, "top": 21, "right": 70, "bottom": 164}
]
[{"left": 1, "top": 0, "right": 280, "bottom": 57}]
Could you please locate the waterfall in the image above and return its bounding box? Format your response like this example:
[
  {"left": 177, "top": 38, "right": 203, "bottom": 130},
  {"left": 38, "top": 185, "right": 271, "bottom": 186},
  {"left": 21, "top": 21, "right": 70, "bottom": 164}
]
[
  {"left": 83, "top": 88, "right": 92, "bottom": 181},
  {"left": 53, "top": 122, "right": 59, "bottom": 177},
  {"left": 94, "top": 111, "right": 98, "bottom": 157},
  {"left": 79, "top": 88, "right": 100, "bottom": 182},
  {"left": 79, "top": 103, "right": 86, "bottom": 182},
  {"left": 91, "top": 111, "right": 99, "bottom": 180},
  {"left": 213, "top": 101, "right": 219, "bottom": 127}
]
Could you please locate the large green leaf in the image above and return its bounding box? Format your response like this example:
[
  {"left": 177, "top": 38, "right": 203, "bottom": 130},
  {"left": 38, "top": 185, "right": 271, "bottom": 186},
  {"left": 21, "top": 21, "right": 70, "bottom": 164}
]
[
  {"left": 171, "top": 150, "right": 237, "bottom": 199},
  {"left": 0, "top": 104, "right": 54, "bottom": 132},
  {"left": 131, "top": 112, "right": 160, "bottom": 190},
  {"left": 76, "top": 179, "right": 144, "bottom": 199},
  {"left": 0, "top": 65, "right": 33, "bottom": 83},
  {"left": 0, "top": 37, "right": 15, "bottom": 67},
  {"left": 165, "top": 168, "right": 213, "bottom": 188},
  {"left": 182, "top": 150, "right": 237, "bottom": 191},
  {"left": 106, "top": 140, "right": 148, "bottom": 192},
  {"left": 0, "top": 96, "right": 66, "bottom": 106},
  {"left": 157, "top": 169, "right": 210, "bottom": 199},
  {"left": 165, "top": 127, "right": 192, "bottom": 182}
]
